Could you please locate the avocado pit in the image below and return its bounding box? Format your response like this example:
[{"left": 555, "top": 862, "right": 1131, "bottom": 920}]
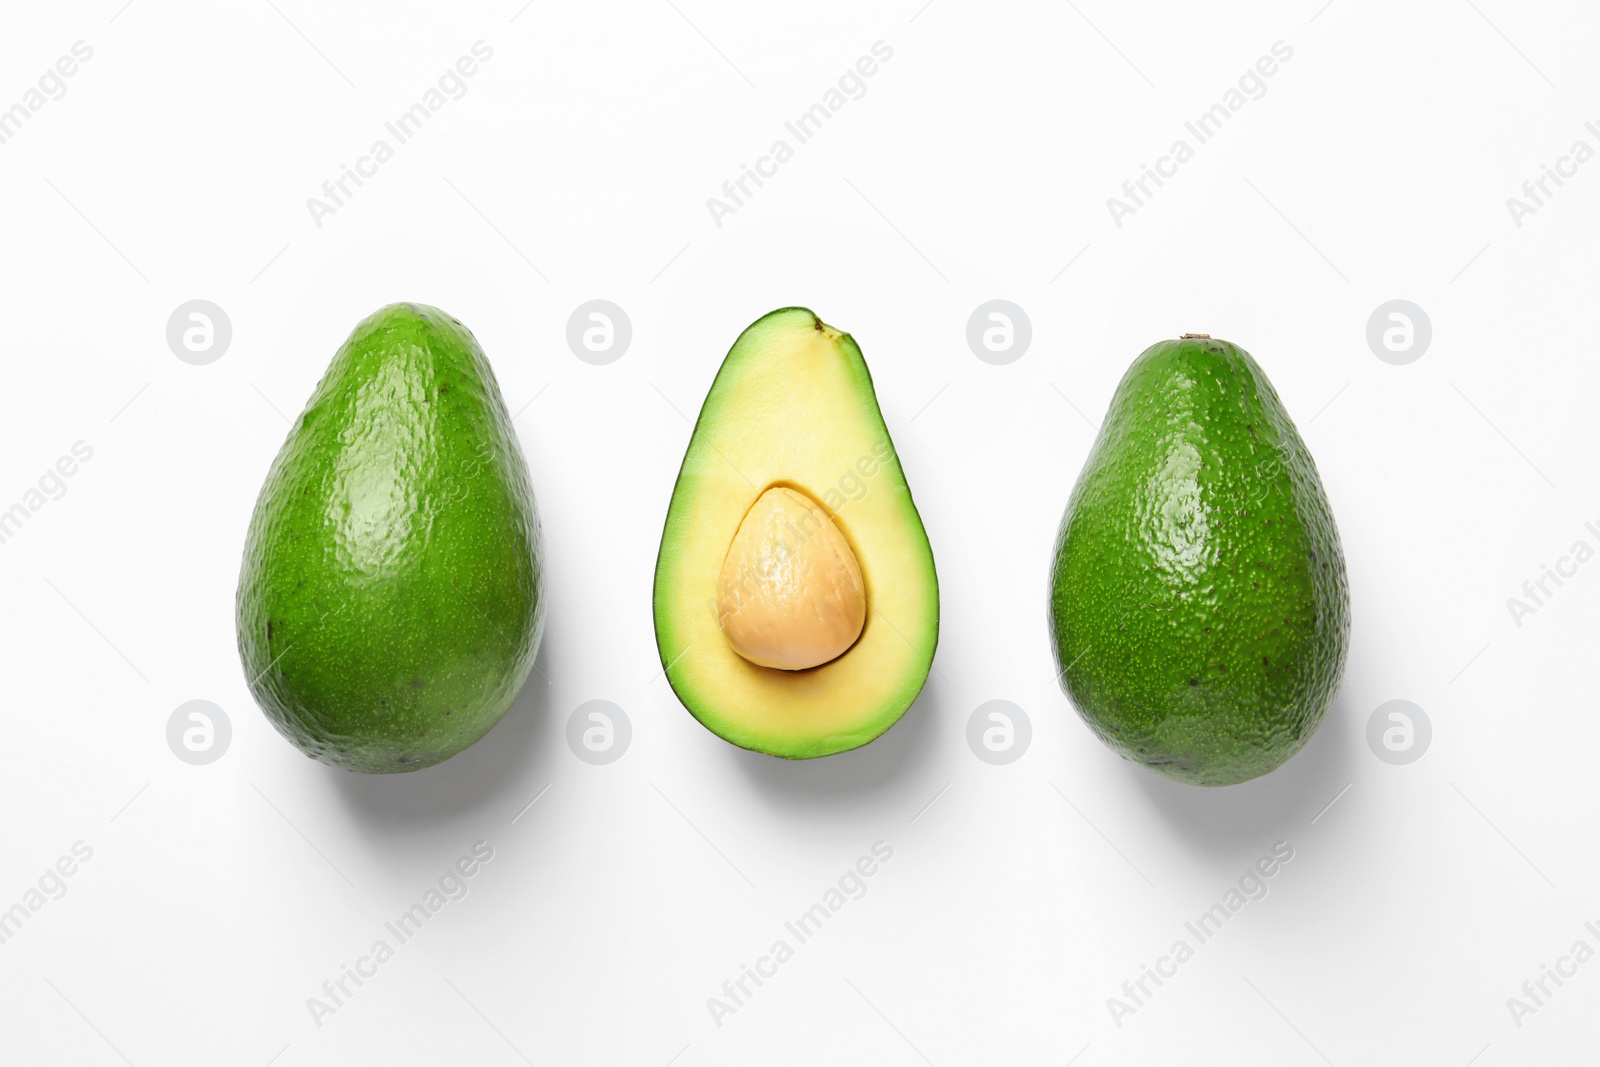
[{"left": 717, "top": 486, "right": 866, "bottom": 671}]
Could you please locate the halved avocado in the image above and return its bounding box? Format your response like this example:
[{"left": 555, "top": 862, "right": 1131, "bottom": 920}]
[{"left": 652, "top": 308, "right": 939, "bottom": 758}]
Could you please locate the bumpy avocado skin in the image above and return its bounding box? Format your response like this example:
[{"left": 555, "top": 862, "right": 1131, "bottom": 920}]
[
  {"left": 1049, "top": 338, "right": 1349, "bottom": 786},
  {"left": 236, "top": 303, "right": 545, "bottom": 773}
]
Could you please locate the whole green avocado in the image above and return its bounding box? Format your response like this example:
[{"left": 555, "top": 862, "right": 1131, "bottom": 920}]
[
  {"left": 236, "top": 303, "right": 545, "bottom": 773},
  {"left": 1049, "top": 335, "right": 1349, "bottom": 786}
]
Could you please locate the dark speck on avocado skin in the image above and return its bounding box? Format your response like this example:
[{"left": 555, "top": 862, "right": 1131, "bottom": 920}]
[
  {"left": 234, "top": 303, "right": 548, "bottom": 774},
  {"left": 1047, "top": 336, "right": 1350, "bottom": 786}
]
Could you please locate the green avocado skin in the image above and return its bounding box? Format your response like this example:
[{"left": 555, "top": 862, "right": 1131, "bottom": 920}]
[
  {"left": 1049, "top": 338, "right": 1349, "bottom": 786},
  {"left": 236, "top": 303, "right": 545, "bottom": 773}
]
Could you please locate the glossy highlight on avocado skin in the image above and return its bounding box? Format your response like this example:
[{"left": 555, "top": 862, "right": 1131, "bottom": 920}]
[
  {"left": 236, "top": 303, "right": 545, "bottom": 773},
  {"left": 1049, "top": 336, "right": 1349, "bottom": 786}
]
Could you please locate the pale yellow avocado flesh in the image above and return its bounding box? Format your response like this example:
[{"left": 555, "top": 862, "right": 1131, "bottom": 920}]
[{"left": 653, "top": 308, "right": 939, "bottom": 758}]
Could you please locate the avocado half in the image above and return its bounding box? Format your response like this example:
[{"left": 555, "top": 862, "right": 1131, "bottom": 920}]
[{"left": 652, "top": 308, "right": 939, "bottom": 758}]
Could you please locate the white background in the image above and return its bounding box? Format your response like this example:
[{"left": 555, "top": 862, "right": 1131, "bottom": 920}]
[{"left": 1, "top": 1, "right": 1596, "bottom": 1063}]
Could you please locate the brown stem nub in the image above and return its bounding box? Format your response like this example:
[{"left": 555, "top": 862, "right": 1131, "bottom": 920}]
[{"left": 1181, "top": 333, "right": 1211, "bottom": 339}]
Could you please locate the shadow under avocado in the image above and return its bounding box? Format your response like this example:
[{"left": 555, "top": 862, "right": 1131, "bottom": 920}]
[
  {"left": 1123, "top": 689, "right": 1359, "bottom": 855},
  {"left": 325, "top": 637, "right": 558, "bottom": 833},
  {"left": 729, "top": 677, "right": 947, "bottom": 810}
]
